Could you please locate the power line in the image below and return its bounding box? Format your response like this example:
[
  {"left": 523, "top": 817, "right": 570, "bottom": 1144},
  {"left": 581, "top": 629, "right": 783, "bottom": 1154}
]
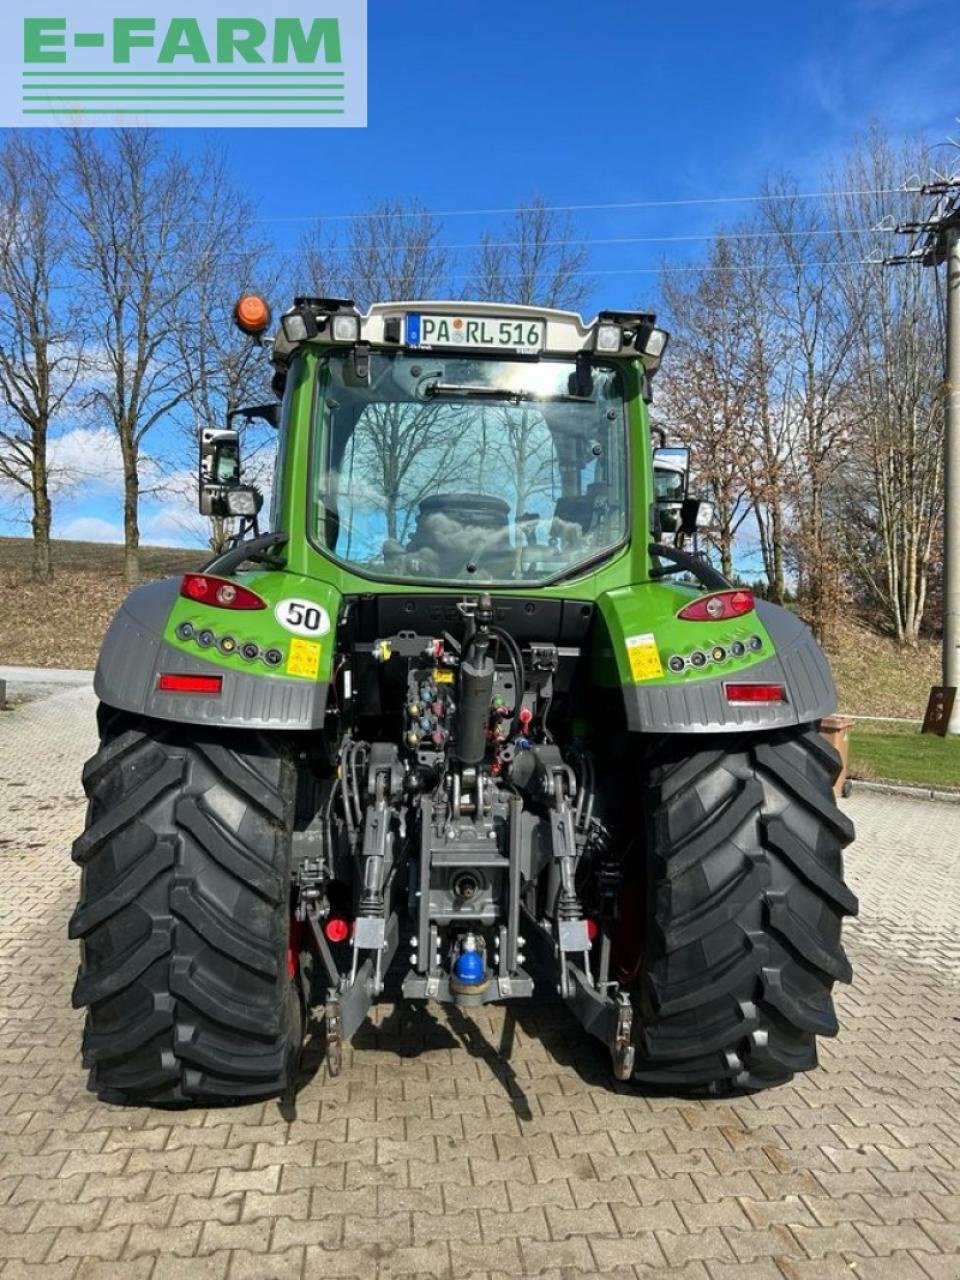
[
  {"left": 299, "top": 228, "right": 891, "bottom": 255},
  {"left": 252, "top": 187, "right": 920, "bottom": 225},
  {"left": 278, "top": 259, "right": 888, "bottom": 282}
]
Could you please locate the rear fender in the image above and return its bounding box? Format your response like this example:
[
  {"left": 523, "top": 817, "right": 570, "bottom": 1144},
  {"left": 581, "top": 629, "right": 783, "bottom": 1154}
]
[
  {"left": 595, "top": 585, "right": 837, "bottom": 734},
  {"left": 94, "top": 574, "right": 340, "bottom": 730}
]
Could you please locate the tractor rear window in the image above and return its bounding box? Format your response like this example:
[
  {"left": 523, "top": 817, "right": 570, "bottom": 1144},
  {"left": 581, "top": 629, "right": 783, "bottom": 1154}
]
[{"left": 312, "top": 352, "right": 628, "bottom": 585}]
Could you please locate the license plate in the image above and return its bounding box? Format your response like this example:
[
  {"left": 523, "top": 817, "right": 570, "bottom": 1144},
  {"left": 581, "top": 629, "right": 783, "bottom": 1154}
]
[{"left": 406, "top": 313, "right": 545, "bottom": 353}]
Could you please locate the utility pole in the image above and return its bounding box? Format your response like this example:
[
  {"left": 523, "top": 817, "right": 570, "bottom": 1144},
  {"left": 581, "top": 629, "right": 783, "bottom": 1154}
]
[
  {"left": 946, "top": 222, "right": 960, "bottom": 731},
  {"left": 886, "top": 179, "right": 960, "bottom": 733}
]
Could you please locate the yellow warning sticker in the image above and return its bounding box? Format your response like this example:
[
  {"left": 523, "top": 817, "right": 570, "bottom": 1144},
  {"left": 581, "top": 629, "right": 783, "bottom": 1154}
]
[
  {"left": 286, "top": 637, "right": 321, "bottom": 679},
  {"left": 626, "top": 632, "right": 663, "bottom": 682},
  {"left": 433, "top": 667, "right": 454, "bottom": 684}
]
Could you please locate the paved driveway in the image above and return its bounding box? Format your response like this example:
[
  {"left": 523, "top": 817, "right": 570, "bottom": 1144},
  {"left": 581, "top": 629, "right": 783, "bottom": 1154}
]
[{"left": 1, "top": 686, "right": 959, "bottom": 1280}]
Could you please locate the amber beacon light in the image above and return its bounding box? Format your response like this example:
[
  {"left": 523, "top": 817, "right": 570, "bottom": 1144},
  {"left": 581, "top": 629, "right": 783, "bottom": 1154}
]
[{"left": 233, "top": 293, "right": 272, "bottom": 337}]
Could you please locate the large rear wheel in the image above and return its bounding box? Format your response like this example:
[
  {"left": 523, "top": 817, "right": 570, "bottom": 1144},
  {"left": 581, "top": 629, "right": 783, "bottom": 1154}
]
[
  {"left": 629, "top": 725, "right": 857, "bottom": 1092},
  {"left": 70, "top": 708, "right": 302, "bottom": 1104}
]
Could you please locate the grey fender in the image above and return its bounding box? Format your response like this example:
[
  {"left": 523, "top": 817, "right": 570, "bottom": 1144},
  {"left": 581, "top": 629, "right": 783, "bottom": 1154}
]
[
  {"left": 94, "top": 577, "right": 329, "bottom": 731},
  {"left": 622, "top": 600, "right": 838, "bottom": 734}
]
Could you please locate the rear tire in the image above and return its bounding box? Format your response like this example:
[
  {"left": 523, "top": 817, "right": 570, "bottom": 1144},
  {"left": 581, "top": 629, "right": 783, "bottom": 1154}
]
[
  {"left": 631, "top": 725, "right": 857, "bottom": 1093},
  {"left": 70, "top": 707, "right": 302, "bottom": 1105}
]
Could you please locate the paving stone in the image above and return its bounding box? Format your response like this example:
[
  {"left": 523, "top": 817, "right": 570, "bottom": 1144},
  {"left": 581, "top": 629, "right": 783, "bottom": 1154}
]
[
  {"left": 227, "top": 1246, "right": 305, "bottom": 1279},
  {"left": 151, "top": 1253, "right": 230, "bottom": 1280},
  {"left": 916, "top": 1255, "right": 960, "bottom": 1279},
  {"left": 589, "top": 1232, "right": 667, "bottom": 1269},
  {"left": 790, "top": 1219, "right": 875, "bottom": 1258},
  {"left": 851, "top": 1252, "right": 934, "bottom": 1279},
  {"left": 657, "top": 1226, "right": 737, "bottom": 1266},
  {"left": 2, "top": 1262, "right": 81, "bottom": 1280},
  {"left": 76, "top": 1261, "right": 154, "bottom": 1280},
  {"left": 46, "top": 1225, "right": 130, "bottom": 1263},
  {"left": 125, "top": 1222, "right": 203, "bottom": 1259},
  {"left": 197, "top": 1218, "right": 272, "bottom": 1256}
]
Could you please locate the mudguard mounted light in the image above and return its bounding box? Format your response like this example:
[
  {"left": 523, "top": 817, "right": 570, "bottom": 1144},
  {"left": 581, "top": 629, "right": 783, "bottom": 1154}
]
[
  {"left": 180, "top": 573, "right": 266, "bottom": 610},
  {"left": 677, "top": 590, "right": 755, "bottom": 621},
  {"left": 233, "top": 293, "right": 272, "bottom": 337},
  {"left": 157, "top": 673, "right": 222, "bottom": 695},
  {"left": 724, "top": 683, "right": 785, "bottom": 704}
]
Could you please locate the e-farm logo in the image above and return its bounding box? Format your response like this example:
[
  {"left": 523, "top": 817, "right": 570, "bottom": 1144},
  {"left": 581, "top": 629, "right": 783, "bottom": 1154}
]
[{"left": 0, "top": 2, "right": 366, "bottom": 127}]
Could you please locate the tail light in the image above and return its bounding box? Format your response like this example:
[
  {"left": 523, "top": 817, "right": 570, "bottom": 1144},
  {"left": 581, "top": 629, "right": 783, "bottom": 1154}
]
[
  {"left": 180, "top": 573, "right": 266, "bottom": 610},
  {"left": 157, "top": 673, "right": 222, "bottom": 695},
  {"left": 678, "top": 590, "right": 755, "bottom": 622},
  {"left": 725, "top": 683, "right": 785, "bottom": 704},
  {"left": 324, "top": 917, "right": 351, "bottom": 943}
]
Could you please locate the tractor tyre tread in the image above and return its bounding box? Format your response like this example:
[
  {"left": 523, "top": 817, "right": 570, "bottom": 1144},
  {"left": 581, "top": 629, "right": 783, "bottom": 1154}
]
[
  {"left": 633, "top": 724, "right": 857, "bottom": 1094},
  {"left": 70, "top": 708, "right": 300, "bottom": 1105}
]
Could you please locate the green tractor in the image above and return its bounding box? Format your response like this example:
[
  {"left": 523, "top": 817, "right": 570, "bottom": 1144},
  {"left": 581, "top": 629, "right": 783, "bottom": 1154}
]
[{"left": 70, "top": 295, "right": 857, "bottom": 1104}]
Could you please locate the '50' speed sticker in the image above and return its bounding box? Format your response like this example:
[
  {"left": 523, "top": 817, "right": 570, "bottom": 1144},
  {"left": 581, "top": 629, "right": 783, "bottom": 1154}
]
[{"left": 274, "top": 598, "right": 331, "bottom": 638}]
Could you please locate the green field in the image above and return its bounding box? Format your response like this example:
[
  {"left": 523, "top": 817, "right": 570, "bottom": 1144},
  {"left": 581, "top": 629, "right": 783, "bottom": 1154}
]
[{"left": 848, "top": 721, "right": 960, "bottom": 793}]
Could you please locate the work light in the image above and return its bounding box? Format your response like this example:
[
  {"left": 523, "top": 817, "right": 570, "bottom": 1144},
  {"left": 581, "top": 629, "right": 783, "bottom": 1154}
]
[
  {"left": 225, "top": 487, "right": 261, "bottom": 517},
  {"left": 281, "top": 308, "right": 319, "bottom": 344},
  {"left": 634, "top": 322, "right": 669, "bottom": 360},
  {"left": 594, "top": 322, "right": 622, "bottom": 353},
  {"left": 641, "top": 327, "right": 669, "bottom": 359},
  {"left": 331, "top": 313, "right": 361, "bottom": 343}
]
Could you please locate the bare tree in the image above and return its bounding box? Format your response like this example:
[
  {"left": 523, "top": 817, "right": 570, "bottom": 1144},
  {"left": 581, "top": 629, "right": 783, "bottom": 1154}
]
[
  {"left": 829, "top": 129, "right": 945, "bottom": 644},
  {"left": 297, "top": 198, "right": 450, "bottom": 309},
  {"left": 0, "top": 135, "right": 84, "bottom": 581},
  {"left": 468, "top": 197, "right": 591, "bottom": 310},
  {"left": 65, "top": 129, "right": 220, "bottom": 583},
  {"left": 734, "top": 236, "right": 794, "bottom": 603},
  {"left": 659, "top": 239, "right": 759, "bottom": 579},
  {"left": 170, "top": 155, "right": 279, "bottom": 553},
  {"left": 757, "top": 180, "right": 861, "bottom": 641}
]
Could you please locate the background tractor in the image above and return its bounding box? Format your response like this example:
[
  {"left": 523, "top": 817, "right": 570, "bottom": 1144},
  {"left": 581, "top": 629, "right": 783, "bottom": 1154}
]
[{"left": 70, "top": 295, "right": 856, "bottom": 1104}]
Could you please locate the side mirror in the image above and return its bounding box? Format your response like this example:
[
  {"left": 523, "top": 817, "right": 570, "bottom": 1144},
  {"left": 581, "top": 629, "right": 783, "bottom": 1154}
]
[
  {"left": 652, "top": 446, "right": 690, "bottom": 497},
  {"left": 199, "top": 427, "right": 241, "bottom": 516}
]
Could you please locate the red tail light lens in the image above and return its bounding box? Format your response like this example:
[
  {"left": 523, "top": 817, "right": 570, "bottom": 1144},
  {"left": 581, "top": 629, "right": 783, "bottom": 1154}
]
[
  {"left": 157, "top": 673, "right": 223, "bottom": 695},
  {"left": 324, "top": 917, "right": 351, "bottom": 943},
  {"left": 677, "top": 590, "right": 755, "bottom": 622},
  {"left": 724, "top": 683, "right": 785, "bottom": 704},
  {"left": 180, "top": 573, "right": 266, "bottom": 610}
]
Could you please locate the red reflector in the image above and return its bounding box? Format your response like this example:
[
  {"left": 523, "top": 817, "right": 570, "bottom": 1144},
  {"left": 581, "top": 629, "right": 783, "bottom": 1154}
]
[
  {"left": 725, "top": 683, "right": 785, "bottom": 704},
  {"left": 157, "top": 673, "right": 223, "bottom": 695},
  {"left": 324, "top": 917, "right": 351, "bottom": 943},
  {"left": 678, "top": 590, "right": 755, "bottom": 622},
  {"left": 586, "top": 919, "right": 599, "bottom": 941},
  {"left": 180, "top": 573, "right": 265, "bottom": 610}
]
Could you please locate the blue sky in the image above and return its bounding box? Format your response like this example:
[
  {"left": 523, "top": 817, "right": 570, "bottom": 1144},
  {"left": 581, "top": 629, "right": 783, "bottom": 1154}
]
[{"left": 1, "top": 0, "right": 957, "bottom": 548}]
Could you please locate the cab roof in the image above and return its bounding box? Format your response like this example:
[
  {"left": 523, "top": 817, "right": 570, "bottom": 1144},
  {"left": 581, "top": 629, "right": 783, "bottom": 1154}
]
[{"left": 270, "top": 298, "right": 667, "bottom": 373}]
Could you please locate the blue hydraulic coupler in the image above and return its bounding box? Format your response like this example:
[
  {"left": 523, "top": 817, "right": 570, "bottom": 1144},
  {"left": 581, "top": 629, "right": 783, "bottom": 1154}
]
[
  {"left": 450, "top": 933, "right": 489, "bottom": 1000},
  {"left": 454, "top": 948, "right": 485, "bottom": 986}
]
